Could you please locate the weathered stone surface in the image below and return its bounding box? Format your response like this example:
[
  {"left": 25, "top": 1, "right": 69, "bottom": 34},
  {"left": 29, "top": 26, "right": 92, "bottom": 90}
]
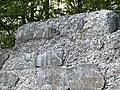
[
  {"left": 0, "top": 72, "right": 19, "bottom": 88},
  {"left": 0, "top": 88, "right": 14, "bottom": 90},
  {"left": 0, "top": 49, "right": 10, "bottom": 69},
  {"left": 36, "top": 64, "right": 104, "bottom": 90},
  {"left": 35, "top": 48, "right": 63, "bottom": 67},
  {"left": 43, "top": 26, "right": 60, "bottom": 39},
  {"left": 1, "top": 10, "right": 120, "bottom": 90},
  {"left": 16, "top": 25, "right": 60, "bottom": 44}
]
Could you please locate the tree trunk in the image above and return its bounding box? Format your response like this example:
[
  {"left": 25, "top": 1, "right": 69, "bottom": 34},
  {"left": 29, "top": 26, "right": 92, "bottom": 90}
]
[
  {"left": 45, "top": 0, "right": 49, "bottom": 20},
  {"left": 19, "top": 15, "right": 26, "bottom": 26},
  {"left": 78, "top": 0, "right": 82, "bottom": 13},
  {"left": 30, "top": 2, "right": 34, "bottom": 21}
]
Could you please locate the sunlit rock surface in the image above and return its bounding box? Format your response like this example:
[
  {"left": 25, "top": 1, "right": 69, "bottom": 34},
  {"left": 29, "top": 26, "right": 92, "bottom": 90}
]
[
  {"left": 36, "top": 64, "right": 104, "bottom": 90},
  {"left": 0, "top": 10, "right": 120, "bottom": 90}
]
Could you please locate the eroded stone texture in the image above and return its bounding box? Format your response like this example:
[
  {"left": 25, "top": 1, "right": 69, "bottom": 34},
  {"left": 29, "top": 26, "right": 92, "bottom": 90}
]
[
  {"left": 1, "top": 10, "right": 120, "bottom": 90},
  {"left": 35, "top": 48, "right": 63, "bottom": 67},
  {"left": 0, "top": 88, "right": 14, "bottom": 90},
  {"left": 16, "top": 25, "right": 60, "bottom": 44},
  {"left": 36, "top": 64, "right": 104, "bottom": 90},
  {"left": 0, "top": 49, "right": 10, "bottom": 69},
  {"left": 0, "top": 72, "right": 19, "bottom": 89}
]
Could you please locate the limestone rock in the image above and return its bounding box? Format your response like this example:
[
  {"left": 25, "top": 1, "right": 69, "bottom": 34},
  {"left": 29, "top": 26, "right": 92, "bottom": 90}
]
[
  {"left": 35, "top": 48, "right": 63, "bottom": 67},
  {"left": 0, "top": 88, "right": 14, "bottom": 90},
  {"left": 1, "top": 10, "right": 120, "bottom": 90},
  {"left": 16, "top": 25, "right": 60, "bottom": 44},
  {"left": 0, "top": 72, "right": 19, "bottom": 88},
  {"left": 0, "top": 49, "right": 10, "bottom": 69},
  {"left": 43, "top": 26, "right": 60, "bottom": 39},
  {"left": 36, "top": 64, "right": 104, "bottom": 90}
]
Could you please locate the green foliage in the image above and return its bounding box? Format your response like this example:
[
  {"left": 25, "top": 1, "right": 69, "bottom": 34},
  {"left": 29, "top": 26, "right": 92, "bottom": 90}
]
[
  {"left": 0, "top": 0, "right": 120, "bottom": 48},
  {"left": 0, "top": 33, "right": 15, "bottom": 48}
]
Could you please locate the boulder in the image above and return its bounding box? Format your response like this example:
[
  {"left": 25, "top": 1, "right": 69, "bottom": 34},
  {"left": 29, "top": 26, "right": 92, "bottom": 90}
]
[{"left": 0, "top": 10, "right": 120, "bottom": 90}]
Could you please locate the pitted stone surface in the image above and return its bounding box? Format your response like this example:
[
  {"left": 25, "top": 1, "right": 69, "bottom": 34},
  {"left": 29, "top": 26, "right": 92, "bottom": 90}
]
[
  {"left": 35, "top": 48, "right": 63, "bottom": 67},
  {"left": 0, "top": 49, "right": 10, "bottom": 69},
  {"left": 0, "top": 10, "right": 120, "bottom": 90},
  {"left": 0, "top": 72, "right": 19, "bottom": 89},
  {"left": 36, "top": 64, "right": 104, "bottom": 90},
  {"left": 16, "top": 25, "right": 60, "bottom": 44}
]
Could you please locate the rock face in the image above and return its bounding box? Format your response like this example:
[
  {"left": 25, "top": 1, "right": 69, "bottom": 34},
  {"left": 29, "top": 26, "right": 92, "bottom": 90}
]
[
  {"left": 36, "top": 64, "right": 104, "bottom": 90},
  {"left": 0, "top": 49, "right": 10, "bottom": 69},
  {"left": 0, "top": 10, "right": 120, "bottom": 90}
]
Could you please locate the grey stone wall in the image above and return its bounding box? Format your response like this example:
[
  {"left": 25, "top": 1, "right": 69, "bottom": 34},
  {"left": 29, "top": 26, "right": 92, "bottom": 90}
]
[{"left": 0, "top": 10, "right": 120, "bottom": 90}]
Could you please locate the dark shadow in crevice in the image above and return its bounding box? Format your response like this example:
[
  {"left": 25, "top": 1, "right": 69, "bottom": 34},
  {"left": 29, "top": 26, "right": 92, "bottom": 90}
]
[
  {"left": 67, "top": 88, "right": 71, "bottom": 90},
  {"left": 109, "top": 15, "right": 120, "bottom": 33}
]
